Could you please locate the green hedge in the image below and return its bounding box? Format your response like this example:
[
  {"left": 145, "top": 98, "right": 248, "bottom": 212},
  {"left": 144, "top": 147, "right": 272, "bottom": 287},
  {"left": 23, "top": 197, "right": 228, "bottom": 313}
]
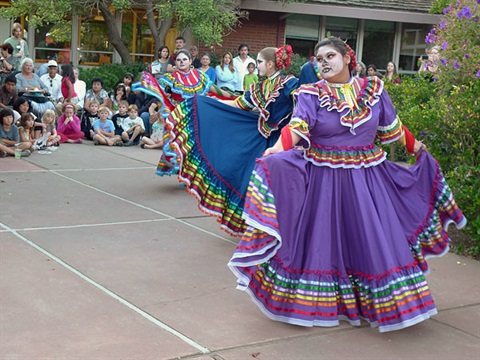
[
  {"left": 78, "top": 63, "right": 148, "bottom": 94},
  {"left": 385, "top": 76, "right": 480, "bottom": 257}
]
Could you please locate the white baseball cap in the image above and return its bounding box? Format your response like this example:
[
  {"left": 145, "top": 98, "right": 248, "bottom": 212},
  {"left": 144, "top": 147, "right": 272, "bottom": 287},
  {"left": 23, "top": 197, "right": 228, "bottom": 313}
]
[{"left": 47, "top": 60, "right": 58, "bottom": 67}]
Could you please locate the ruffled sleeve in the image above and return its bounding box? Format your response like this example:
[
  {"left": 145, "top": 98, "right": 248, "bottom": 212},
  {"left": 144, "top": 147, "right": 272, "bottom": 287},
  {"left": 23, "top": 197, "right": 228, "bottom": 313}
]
[{"left": 375, "top": 89, "right": 403, "bottom": 144}]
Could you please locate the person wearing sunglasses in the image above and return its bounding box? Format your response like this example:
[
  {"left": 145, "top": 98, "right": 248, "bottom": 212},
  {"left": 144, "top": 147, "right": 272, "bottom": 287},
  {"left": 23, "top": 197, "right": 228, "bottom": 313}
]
[{"left": 40, "top": 60, "right": 62, "bottom": 106}]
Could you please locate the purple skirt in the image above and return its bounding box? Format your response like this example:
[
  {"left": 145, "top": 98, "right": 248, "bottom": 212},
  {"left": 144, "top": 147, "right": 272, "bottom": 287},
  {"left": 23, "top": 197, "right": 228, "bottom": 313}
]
[{"left": 229, "top": 150, "right": 466, "bottom": 332}]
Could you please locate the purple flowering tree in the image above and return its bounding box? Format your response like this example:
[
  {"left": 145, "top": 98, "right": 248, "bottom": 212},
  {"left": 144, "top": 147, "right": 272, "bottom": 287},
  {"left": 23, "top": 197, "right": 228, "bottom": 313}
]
[
  {"left": 421, "top": 0, "right": 480, "bottom": 253},
  {"left": 427, "top": 0, "right": 480, "bottom": 88}
]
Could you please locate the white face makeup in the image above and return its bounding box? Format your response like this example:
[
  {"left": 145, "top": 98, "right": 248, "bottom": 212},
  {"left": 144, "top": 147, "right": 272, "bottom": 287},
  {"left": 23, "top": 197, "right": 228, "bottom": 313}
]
[
  {"left": 256, "top": 54, "right": 269, "bottom": 77},
  {"left": 175, "top": 54, "right": 191, "bottom": 72},
  {"left": 316, "top": 45, "right": 349, "bottom": 82}
]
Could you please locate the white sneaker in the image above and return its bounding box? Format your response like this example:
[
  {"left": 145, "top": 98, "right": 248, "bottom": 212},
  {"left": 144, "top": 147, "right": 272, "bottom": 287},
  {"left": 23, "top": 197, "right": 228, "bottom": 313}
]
[{"left": 46, "top": 146, "right": 58, "bottom": 152}]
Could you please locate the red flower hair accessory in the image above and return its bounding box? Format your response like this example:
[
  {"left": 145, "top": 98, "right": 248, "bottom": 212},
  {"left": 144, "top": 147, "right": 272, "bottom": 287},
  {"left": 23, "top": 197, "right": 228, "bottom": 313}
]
[
  {"left": 275, "top": 45, "right": 293, "bottom": 70},
  {"left": 344, "top": 43, "right": 357, "bottom": 71}
]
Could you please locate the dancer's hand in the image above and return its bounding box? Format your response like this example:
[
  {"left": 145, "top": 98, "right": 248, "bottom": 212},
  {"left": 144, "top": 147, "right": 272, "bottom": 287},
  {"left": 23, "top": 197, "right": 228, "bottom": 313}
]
[{"left": 263, "top": 143, "right": 284, "bottom": 157}]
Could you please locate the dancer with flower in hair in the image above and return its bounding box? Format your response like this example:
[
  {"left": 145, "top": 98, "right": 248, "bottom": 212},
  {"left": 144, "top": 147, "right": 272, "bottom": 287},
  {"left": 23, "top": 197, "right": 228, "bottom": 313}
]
[
  {"left": 228, "top": 37, "right": 467, "bottom": 332},
  {"left": 166, "top": 45, "right": 298, "bottom": 236}
]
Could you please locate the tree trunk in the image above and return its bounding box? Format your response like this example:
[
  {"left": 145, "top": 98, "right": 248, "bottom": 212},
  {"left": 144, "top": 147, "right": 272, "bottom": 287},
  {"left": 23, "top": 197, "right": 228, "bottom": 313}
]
[
  {"left": 145, "top": 1, "right": 172, "bottom": 59},
  {"left": 98, "top": 0, "right": 133, "bottom": 64}
]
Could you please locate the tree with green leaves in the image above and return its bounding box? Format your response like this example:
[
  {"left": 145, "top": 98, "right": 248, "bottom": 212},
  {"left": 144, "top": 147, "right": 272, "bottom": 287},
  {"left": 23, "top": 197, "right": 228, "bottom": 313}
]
[{"left": 0, "top": 0, "right": 245, "bottom": 64}]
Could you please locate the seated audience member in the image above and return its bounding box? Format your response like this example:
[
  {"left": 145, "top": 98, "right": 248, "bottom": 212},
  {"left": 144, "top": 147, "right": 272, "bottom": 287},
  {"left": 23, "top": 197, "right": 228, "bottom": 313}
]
[
  {"left": 135, "top": 91, "right": 156, "bottom": 135},
  {"left": 111, "top": 100, "right": 129, "bottom": 137},
  {"left": 81, "top": 99, "right": 100, "bottom": 140},
  {"left": 12, "top": 96, "right": 43, "bottom": 138},
  {"left": 119, "top": 72, "right": 136, "bottom": 104},
  {"left": 57, "top": 102, "right": 84, "bottom": 144},
  {"left": 84, "top": 77, "right": 109, "bottom": 111},
  {"left": 17, "top": 112, "right": 35, "bottom": 150},
  {"left": 0, "top": 43, "right": 19, "bottom": 86},
  {"left": 73, "top": 67, "right": 86, "bottom": 109},
  {"left": 121, "top": 104, "right": 144, "bottom": 146},
  {"left": 15, "top": 57, "right": 55, "bottom": 118},
  {"left": 140, "top": 102, "right": 164, "bottom": 150},
  {"left": 92, "top": 106, "right": 122, "bottom": 146},
  {"left": 0, "top": 108, "right": 31, "bottom": 157},
  {"left": 40, "top": 60, "right": 62, "bottom": 107},
  {"left": 110, "top": 84, "right": 128, "bottom": 114},
  {"left": 41, "top": 109, "right": 61, "bottom": 146},
  {"left": 0, "top": 75, "right": 18, "bottom": 110},
  {"left": 12, "top": 96, "right": 36, "bottom": 124}
]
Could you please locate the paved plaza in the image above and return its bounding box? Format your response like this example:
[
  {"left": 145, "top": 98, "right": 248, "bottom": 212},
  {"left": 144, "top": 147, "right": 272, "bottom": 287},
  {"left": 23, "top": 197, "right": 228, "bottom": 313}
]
[{"left": 1, "top": 143, "right": 479, "bottom": 360}]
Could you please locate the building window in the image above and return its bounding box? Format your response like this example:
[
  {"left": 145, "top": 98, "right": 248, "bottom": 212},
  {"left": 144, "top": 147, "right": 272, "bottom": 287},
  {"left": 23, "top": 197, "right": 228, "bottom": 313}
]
[
  {"left": 362, "top": 20, "right": 395, "bottom": 71},
  {"left": 121, "top": 10, "right": 154, "bottom": 63},
  {"left": 79, "top": 17, "right": 114, "bottom": 65},
  {"left": 399, "top": 24, "right": 431, "bottom": 73},
  {"left": 33, "top": 21, "right": 72, "bottom": 64},
  {"left": 325, "top": 17, "right": 358, "bottom": 50},
  {"left": 285, "top": 14, "right": 320, "bottom": 58}
]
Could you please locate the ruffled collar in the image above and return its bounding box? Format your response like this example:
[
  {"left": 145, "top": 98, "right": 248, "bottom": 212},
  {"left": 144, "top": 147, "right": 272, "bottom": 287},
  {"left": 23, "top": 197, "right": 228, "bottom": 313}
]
[
  {"left": 160, "top": 69, "right": 212, "bottom": 100},
  {"left": 317, "top": 77, "right": 384, "bottom": 134}
]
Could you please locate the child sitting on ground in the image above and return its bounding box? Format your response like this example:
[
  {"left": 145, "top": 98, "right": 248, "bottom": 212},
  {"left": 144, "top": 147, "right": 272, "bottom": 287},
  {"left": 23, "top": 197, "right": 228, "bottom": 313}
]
[
  {"left": 141, "top": 102, "right": 164, "bottom": 150},
  {"left": 17, "top": 113, "right": 35, "bottom": 150},
  {"left": 92, "top": 106, "right": 122, "bottom": 146},
  {"left": 41, "top": 109, "right": 61, "bottom": 147},
  {"left": 57, "top": 103, "right": 84, "bottom": 144},
  {"left": 121, "top": 104, "right": 144, "bottom": 146},
  {"left": 0, "top": 108, "right": 31, "bottom": 157},
  {"left": 81, "top": 99, "right": 100, "bottom": 141},
  {"left": 111, "top": 100, "right": 129, "bottom": 138}
]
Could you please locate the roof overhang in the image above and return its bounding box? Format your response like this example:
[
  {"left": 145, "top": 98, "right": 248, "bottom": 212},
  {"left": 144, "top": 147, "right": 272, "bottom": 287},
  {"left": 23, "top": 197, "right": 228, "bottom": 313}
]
[{"left": 241, "top": 0, "right": 441, "bottom": 24}]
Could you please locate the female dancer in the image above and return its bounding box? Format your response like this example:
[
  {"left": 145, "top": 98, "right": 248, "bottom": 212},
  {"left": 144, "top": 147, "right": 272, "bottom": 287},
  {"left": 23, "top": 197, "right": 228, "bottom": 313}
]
[
  {"left": 133, "top": 49, "right": 233, "bottom": 176},
  {"left": 167, "top": 45, "right": 298, "bottom": 235},
  {"left": 228, "top": 37, "right": 466, "bottom": 332}
]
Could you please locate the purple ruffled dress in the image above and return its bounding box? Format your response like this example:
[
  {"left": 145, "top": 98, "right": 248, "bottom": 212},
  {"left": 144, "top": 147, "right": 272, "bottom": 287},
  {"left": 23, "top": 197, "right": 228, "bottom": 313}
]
[{"left": 228, "top": 77, "right": 466, "bottom": 332}]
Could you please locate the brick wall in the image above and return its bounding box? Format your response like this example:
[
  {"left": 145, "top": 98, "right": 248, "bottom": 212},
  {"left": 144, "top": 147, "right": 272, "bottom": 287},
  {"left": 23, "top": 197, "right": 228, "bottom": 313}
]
[{"left": 198, "top": 10, "right": 286, "bottom": 57}]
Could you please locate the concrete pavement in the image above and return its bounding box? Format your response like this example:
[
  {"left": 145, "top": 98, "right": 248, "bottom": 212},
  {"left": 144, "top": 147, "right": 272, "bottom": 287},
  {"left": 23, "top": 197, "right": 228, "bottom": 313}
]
[{"left": 1, "top": 143, "right": 479, "bottom": 360}]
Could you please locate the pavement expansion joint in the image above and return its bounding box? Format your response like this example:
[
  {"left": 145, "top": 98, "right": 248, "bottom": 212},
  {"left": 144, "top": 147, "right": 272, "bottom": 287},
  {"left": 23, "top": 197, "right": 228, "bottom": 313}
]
[{"left": 2, "top": 221, "right": 212, "bottom": 355}]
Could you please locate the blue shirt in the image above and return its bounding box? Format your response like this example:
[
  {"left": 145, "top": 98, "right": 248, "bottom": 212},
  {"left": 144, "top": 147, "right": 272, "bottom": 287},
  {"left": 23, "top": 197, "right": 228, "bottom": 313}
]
[{"left": 93, "top": 119, "right": 115, "bottom": 133}]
